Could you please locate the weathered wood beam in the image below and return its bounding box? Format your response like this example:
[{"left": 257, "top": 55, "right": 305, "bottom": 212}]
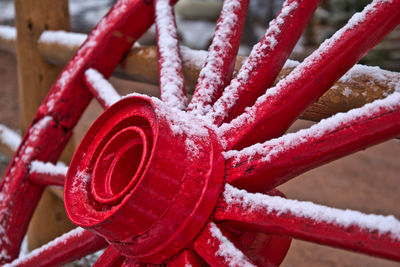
[{"left": 0, "top": 27, "right": 398, "bottom": 122}]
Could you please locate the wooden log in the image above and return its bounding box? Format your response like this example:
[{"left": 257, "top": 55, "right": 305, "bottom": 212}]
[
  {"left": 1, "top": 27, "right": 399, "bottom": 122},
  {"left": 14, "top": 0, "right": 75, "bottom": 251}
]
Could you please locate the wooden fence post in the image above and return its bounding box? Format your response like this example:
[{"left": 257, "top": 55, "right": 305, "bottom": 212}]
[{"left": 14, "top": 0, "right": 75, "bottom": 251}]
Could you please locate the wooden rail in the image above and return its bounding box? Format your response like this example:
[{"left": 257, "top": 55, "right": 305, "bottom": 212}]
[{"left": 0, "top": 26, "right": 399, "bottom": 122}]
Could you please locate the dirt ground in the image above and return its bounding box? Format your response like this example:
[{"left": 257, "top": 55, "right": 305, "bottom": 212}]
[{"left": 0, "top": 49, "right": 399, "bottom": 266}]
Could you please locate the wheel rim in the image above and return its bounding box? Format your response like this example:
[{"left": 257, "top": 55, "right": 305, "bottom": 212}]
[{"left": 1, "top": 0, "right": 400, "bottom": 266}]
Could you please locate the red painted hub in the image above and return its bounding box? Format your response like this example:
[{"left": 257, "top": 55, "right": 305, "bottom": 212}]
[{"left": 64, "top": 95, "right": 225, "bottom": 263}]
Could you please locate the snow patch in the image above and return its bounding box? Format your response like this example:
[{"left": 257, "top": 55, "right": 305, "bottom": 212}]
[
  {"left": 0, "top": 124, "right": 21, "bottom": 152},
  {"left": 0, "top": 26, "right": 16, "bottom": 41},
  {"left": 30, "top": 161, "right": 68, "bottom": 177},
  {"left": 39, "top": 31, "right": 87, "bottom": 48},
  {"left": 85, "top": 68, "right": 121, "bottom": 107}
]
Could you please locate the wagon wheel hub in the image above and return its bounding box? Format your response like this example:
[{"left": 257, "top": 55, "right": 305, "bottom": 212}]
[{"left": 65, "top": 95, "right": 225, "bottom": 262}]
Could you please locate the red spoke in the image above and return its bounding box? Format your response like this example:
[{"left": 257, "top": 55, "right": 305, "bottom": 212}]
[
  {"left": 215, "top": 185, "right": 400, "bottom": 261},
  {"left": 208, "top": 0, "right": 320, "bottom": 124},
  {"left": 29, "top": 161, "right": 67, "bottom": 187},
  {"left": 94, "top": 245, "right": 125, "bottom": 267},
  {"left": 167, "top": 250, "right": 203, "bottom": 266},
  {"left": 6, "top": 228, "right": 108, "bottom": 267},
  {"left": 188, "top": 0, "right": 249, "bottom": 116},
  {"left": 224, "top": 93, "right": 400, "bottom": 192},
  {"left": 155, "top": 0, "right": 187, "bottom": 110},
  {"left": 194, "top": 222, "right": 256, "bottom": 266},
  {"left": 84, "top": 69, "right": 121, "bottom": 109},
  {"left": 217, "top": 0, "right": 400, "bottom": 150}
]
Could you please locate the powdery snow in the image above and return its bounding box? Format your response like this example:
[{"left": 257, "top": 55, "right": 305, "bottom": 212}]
[
  {"left": 207, "top": 0, "right": 298, "bottom": 123},
  {"left": 0, "top": 26, "right": 16, "bottom": 41},
  {"left": 223, "top": 184, "right": 400, "bottom": 241},
  {"left": 209, "top": 223, "right": 256, "bottom": 267},
  {"left": 217, "top": 0, "right": 396, "bottom": 139},
  {"left": 155, "top": 0, "right": 187, "bottom": 110},
  {"left": 4, "top": 228, "right": 86, "bottom": 267},
  {"left": 180, "top": 46, "right": 208, "bottom": 70},
  {"left": 39, "top": 31, "right": 87, "bottom": 48},
  {"left": 332, "top": 64, "right": 400, "bottom": 97},
  {"left": 0, "top": 124, "right": 21, "bottom": 152},
  {"left": 30, "top": 161, "right": 68, "bottom": 177},
  {"left": 188, "top": 0, "right": 246, "bottom": 116},
  {"left": 224, "top": 92, "right": 400, "bottom": 162},
  {"left": 85, "top": 68, "right": 121, "bottom": 108}
]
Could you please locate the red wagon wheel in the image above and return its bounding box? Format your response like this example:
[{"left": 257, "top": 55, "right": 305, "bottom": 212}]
[{"left": 1, "top": 0, "right": 400, "bottom": 266}]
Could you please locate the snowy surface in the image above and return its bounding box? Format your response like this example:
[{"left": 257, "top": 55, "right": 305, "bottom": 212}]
[
  {"left": 39, "top": 31, "right": 87, "bottom": 48},
  {"left": 332, "top": 64, "right": 400, "bottom": 97},
  {"left": 209, "top": 223, "right": 256, "bottom": 267},
  {"left": 224, "top": 92, "right": 400, "bottom": 162},
  {"left": 0, "top": 124, "right": 21, "bottom": 152},
  {"left": 0, "top": 25, "right": 15, "bottom": 41},
  {"left": 30, "top": 160, "right": 68, "bottom": 177},
  {"left": 224, "top": 184, "right": 400, "bottom": 240},
  {"left": 85, "top": 68, "right": 121, "bottom": 108},
  {"left": 155, "top": 0, "right": 187, "bottom": 109}
]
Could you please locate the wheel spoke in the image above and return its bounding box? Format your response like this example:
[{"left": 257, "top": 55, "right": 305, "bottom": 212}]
[
  {"left": 188, "top": 0, "right": 249, "bottom": 116},
  {"left": 6, "top": 228, "right": 108, "bottom": 267},
  {"left": 0, "top": 116, "right": 70, "bottom": 263},
  {"left": 84, "top": 69, "right": 121, "bottom": 109},
  {"left": 193, "top": 222, "right": 256, "bottom": 267},
  {"left": 93, "top": 245, "right": 125, "bottom": 267},
  {"left": 218, "top": 0, "right": 400, "bottom": 149},
  {"left": 224, "top": 93, "right": 400, "bottom": 192},
  {"left": 208, "top": 0, "right": 320, "bottom": 124},
  {"left": 166, "top": 250, "right": 203, "bottom": 266},
  {"left": 155, "top": 0, "right": 187, "bottom": 110},
  {"left": 215, "top": 185, "right": 400, "bottom": 261},
  {"left": 29, "top": 160, "right": 67, "bottom": 187}
]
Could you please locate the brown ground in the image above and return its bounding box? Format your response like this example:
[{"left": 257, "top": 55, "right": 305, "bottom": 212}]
[{"left": 0, "top": 49, "right": 399, "bottom": 266}]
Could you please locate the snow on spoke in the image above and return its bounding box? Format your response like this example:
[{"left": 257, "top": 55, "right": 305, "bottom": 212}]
[
  {"left": 0, "top": 124, "right": 21, "bottom": 152},
  {"left": 207, "top": 0, "right": 320, "bottom": 125},
  {"left": 188, "top": 0, "right": 249, "bottom": 116},
  {"left": 224, "top": 93, "right": 400, "bottom": 192},
  {"left": 217, "top": 0, "right": 400, "bottom": 150},
  {"left": 155, "top": 0, "right": 187, "bottom": 110},
  {"left": 4, "top": 228, "right": 107, "bottom": 267},
  {"left": 194, "top": 222, "right": 256, "bottom": 267},
  {"left": 29, "top": 160, "right": 68, "bottom": 187},
  {"left": 215, "top": 184, "right": 400, "bottom": 261},
  {"left": 84, "top": 68, "right": 121, "bottom": 109}
]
